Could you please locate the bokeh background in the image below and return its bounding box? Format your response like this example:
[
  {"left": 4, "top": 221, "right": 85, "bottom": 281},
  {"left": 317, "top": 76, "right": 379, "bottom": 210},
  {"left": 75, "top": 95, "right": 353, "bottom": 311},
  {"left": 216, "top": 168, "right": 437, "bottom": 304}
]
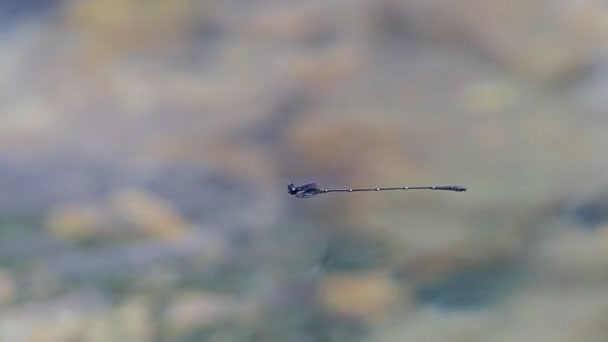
[{"left": 2, "top": 0, "right": 608, "bottom": 341}]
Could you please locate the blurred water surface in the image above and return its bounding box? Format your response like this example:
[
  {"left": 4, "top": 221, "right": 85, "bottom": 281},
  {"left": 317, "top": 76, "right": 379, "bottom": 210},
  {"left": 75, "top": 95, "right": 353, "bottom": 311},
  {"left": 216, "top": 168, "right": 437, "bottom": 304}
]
[{"left": 2, "top": 0, "right": 608, "bottom": 341}]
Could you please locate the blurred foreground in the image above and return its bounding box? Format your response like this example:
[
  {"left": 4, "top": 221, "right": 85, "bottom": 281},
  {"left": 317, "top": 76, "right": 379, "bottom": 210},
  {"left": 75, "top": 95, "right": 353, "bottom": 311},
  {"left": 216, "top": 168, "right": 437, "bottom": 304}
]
[{"left": 2, "top": 1, "right": 608, "bottom": 341}]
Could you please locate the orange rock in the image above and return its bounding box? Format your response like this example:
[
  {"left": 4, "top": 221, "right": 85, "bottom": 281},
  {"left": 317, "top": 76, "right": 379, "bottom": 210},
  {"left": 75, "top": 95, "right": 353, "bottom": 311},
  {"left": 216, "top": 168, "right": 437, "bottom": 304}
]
[
  {"left": 109, "top": 188, "right": 191, "bottom": 240},
  {"left": 46, "top": 204, "right": 106, "bottom": 241},
  {"left": 163, "top": 292, "right": 241, "bottom": 336},
  {"left": 0, "top": 269, "right": 16, "bottom": 304},
  {"left": 318, "top": 271, "right": 408, "bottom": 323}
]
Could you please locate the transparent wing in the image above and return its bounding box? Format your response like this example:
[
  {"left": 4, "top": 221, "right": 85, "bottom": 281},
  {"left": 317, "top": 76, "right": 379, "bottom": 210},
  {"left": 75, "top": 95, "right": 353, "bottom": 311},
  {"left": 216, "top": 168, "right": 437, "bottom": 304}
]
[{"left": 299, "top": 183, "right": 319, "bottom": 191}]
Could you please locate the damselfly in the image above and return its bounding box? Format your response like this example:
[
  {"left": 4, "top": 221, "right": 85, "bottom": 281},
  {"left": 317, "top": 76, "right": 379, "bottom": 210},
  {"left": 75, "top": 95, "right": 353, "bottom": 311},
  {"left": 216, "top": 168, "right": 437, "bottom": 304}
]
[{"left": 288, "top": 182, "right": 466, "bottom": 198}]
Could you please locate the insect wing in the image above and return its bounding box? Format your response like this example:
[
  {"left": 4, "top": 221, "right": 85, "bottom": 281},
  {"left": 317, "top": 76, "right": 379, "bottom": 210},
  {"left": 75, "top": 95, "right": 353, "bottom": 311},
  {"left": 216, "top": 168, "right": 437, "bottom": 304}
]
[{"left": 295, "top": 183, "right": 322, "bottom": 198}]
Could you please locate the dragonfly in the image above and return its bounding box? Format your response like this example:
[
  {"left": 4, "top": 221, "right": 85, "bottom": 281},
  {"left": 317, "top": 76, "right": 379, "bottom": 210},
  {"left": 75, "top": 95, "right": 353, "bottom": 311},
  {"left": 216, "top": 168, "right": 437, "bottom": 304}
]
[{"left": 288, "top": 182, "right": 466, "bottom": 198}]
